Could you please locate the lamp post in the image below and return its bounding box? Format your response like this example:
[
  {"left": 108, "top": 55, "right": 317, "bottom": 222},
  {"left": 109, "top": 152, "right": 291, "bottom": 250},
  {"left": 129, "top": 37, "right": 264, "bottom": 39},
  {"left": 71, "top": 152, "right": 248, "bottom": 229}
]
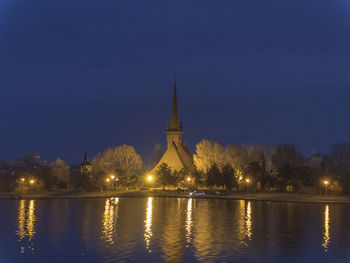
[
  {"left": 324, "top": 180, "right": 329, "bottom": 198},
  {"left": 245, "top": 178, "right": 250, "bottom": 195},
  {"left": 29, "top": 179, "right": 35, "bottom": 193},
  {"left": 105, "top": 178, "right": 110, "bottom": 192}
]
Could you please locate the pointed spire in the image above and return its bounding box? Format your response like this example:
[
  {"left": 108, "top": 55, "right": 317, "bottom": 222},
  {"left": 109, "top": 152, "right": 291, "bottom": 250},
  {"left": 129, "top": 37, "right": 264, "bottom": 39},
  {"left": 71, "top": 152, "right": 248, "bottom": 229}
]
[
  {"left": 170, "top": 74, "right": 180, "bottom": 129},
  {"left": 82, "top": 149, "right": 90, "bottom": 165}
]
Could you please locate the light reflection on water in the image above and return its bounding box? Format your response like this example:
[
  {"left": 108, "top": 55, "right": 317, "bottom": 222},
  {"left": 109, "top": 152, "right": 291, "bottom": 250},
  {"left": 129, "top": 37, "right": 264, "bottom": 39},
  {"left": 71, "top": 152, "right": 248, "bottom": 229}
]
[
  {"left": 322, "top": 204, "right": 330, "bottom": 252},
  {"left": 144, "top": 197, "right": 153, "bottom": 251},
  {"left": 16, "top": 200, "right": 36, "bottom": 254},
  {"left": 101, "top": 198, "right": 119, "bottom": 245},
  {"left": 186, "top": 198, "right": 193, "bottom": 245},
  {"left": 5, "top": 198, "right": 350, "bottom": 262}
]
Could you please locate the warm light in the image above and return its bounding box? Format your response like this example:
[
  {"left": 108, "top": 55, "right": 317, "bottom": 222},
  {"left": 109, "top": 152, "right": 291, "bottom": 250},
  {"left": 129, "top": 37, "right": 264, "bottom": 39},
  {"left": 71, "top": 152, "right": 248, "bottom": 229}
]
[
  {"left": 245, "top": 178, "right": 250, "bottom": 183},
  {"left": 187, "top": 177, "right": 191, "bottom": 182},
  {"left": 144, "top": 197, "right": 153, "bottom": 250},
  {"left": 322, "top": 205, "right": 330, "bottom": 252},
  {"left": 29, "top": 180, "right": 35, "bottom": 185},
  {"left": 110, "top": 175, "right": 115, "bottom": 180},
  {"left": 21, "top": 178, "right": 25, "bottom": 182},
  {"left": 147, "top": 175, "right": 153, "bottom": 182},
  {"left": 106, "top": 178, "right": 110, "bottom": 183},
  {"left": 324, "top": 180, "right": 329, "bottom": 185},
  {"left": 116, "top": 178, "right": 119, "bottom": 181}
]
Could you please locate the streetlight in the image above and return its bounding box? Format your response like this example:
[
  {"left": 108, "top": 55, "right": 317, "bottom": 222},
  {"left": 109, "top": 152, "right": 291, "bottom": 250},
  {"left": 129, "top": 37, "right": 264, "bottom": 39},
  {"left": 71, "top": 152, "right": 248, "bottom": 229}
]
[
  {"left": 30, "top": 179, "right": 35, "bottom": 185},
  {"left": 21, "top": 178, "right": 25, "bottom": 182},
  {"left": 187, "top": 177, "right": 191, "bottom": 182},
  {"left": 105, "top": 178, "right": 110, "bottom": 192},
  {"left": 110, "top": 174, "right": 115, "bottom": 180},
  {"left": 324, "top": 180, "right": 329, "bottom": 197},
  {"left": 147, "top": 175, "right": 153, "bottom": 182},
  {"left": 245, "top": 178, "right": 250, "bottom": 194}
]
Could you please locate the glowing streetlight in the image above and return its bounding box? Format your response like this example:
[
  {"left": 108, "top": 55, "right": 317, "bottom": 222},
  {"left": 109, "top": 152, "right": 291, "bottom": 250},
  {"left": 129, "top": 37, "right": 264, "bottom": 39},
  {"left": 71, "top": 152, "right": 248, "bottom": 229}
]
[
  {"left": 106, "top": 178, "right": 110, "bottom": 183},
  {"left": 147, "top": 175, "right": 153, "bottom": 182},
  {"left": 187, "top": 177, "right": 192, "bottom": 182},
  {"left": 245, "top": 178, "right": 250, "bottom": 194},
  {"left": 21, "top": 178, "right": 25, "bottom": 182},
  {"left": 110, "top": 174, "right": 115, "bottom": 180},
  {"left": 30, "top": 179, "right": 35, "bottom": 185},
  {"left": 324, "top": 180, "right": 329, "bottom": 197}
]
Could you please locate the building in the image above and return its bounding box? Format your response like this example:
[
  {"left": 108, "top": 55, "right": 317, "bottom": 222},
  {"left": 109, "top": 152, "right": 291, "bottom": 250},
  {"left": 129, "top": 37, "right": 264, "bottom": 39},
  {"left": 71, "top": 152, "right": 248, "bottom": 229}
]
[
  {"left": 151, "top": 76, "right": 195, "bottom": 174},
  {"left": 80, "top": 149, "right": 92, "bottom": 179}
]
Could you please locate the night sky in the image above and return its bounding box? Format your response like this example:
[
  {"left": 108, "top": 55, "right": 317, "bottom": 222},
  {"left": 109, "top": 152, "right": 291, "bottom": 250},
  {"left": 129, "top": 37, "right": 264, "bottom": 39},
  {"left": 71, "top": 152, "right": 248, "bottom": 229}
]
[{"left": 0, "top": 0, "right": 350, "bottom": 164}]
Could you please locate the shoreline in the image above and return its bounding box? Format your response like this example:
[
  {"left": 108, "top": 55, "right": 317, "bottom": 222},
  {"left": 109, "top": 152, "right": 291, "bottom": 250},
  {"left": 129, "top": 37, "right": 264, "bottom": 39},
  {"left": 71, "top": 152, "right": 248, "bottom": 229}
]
[{"left": 1, "top": 190, "right": 350, "bottom": 204}]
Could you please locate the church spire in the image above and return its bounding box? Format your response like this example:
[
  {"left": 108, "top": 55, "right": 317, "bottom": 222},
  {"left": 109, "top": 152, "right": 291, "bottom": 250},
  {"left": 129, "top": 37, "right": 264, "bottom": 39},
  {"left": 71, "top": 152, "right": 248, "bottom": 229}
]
[
  {"left": 170, "top": 74, "right": 180, "bottom": 130},
  {"left": 82, "top": 149, "right": 90, "bottom": 165}
]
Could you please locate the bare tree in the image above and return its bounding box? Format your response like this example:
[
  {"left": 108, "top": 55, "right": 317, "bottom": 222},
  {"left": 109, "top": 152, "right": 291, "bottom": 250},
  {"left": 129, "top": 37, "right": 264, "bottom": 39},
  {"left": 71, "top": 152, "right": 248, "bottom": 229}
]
[
  {"left": 193, "top": 139, "right": 226, "bottom": 173},
  {"left": 93, "top": 144, "right": 143, "bottom": 184},
  {"left": 51, "top": 158, "right": 70, "bottom": 187}
]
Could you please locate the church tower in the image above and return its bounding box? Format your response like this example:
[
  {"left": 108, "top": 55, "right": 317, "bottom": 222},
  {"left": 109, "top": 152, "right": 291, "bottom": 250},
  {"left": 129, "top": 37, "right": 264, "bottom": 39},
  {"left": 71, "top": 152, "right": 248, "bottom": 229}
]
[
  {"left": 166, "top": 75, "right": 183, "bottom": 148},
  {"left": 80, "top": 149, "right": 92, "bottom": 178},
  {"left": 151, "top": 76, "right": 195, "bottom": 174}
]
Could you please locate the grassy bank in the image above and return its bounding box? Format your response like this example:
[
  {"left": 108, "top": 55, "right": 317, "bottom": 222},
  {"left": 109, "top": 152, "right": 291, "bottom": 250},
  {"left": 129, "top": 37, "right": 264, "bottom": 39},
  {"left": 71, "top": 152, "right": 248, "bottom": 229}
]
[{"left": 1, "top": 189, "right": 350, "bottom": 204}]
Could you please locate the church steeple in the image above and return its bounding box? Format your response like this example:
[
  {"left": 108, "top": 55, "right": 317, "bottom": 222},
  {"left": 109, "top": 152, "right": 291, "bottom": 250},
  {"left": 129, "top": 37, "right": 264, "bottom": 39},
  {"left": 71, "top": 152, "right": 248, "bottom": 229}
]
[
  {"left": 81, "top": 149, "right": 90, "bottom": 165},
  {"left": 166, "top": 75, "right": 183, "bottom": 149},
  {"left": 169, "top": 74, "right": 181, "bottom": 130}
]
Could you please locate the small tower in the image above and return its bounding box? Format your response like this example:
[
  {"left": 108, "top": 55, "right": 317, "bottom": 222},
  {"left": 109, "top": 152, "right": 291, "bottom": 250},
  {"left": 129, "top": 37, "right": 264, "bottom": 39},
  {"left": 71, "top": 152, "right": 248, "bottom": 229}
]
[
  {"left": 80, "top": 149, "right": 92, "bottom": 178},
  {"left": 166, "top": 75, "right": 183, "bottom": 148}
]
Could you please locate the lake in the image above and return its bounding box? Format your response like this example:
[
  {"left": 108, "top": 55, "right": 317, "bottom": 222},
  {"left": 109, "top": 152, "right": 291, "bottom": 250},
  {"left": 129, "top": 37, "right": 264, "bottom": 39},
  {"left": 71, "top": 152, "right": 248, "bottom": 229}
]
[{"left": 0, "top": 197, "right": 349, "bottom": 262}]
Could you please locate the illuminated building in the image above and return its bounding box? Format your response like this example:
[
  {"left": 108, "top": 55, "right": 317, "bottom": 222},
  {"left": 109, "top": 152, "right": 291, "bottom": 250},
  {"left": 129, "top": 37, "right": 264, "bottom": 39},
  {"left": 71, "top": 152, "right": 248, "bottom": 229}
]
[{"left": 151, "top": 76, "right": 194, "bottom": 174}]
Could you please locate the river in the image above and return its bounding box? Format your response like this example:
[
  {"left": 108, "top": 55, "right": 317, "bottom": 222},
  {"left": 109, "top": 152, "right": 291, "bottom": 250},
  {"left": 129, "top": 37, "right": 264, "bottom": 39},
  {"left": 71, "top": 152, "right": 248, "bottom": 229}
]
[{"left": 0, "top": 197, "right": 349, "bottom": 262}]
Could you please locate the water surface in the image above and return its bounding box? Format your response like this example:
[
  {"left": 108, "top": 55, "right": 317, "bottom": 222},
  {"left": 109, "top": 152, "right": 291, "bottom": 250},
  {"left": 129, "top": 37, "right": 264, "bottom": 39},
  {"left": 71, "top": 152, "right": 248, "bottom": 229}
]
[{"left": 0, "top": 197, "right": 349, "bottom": 262}]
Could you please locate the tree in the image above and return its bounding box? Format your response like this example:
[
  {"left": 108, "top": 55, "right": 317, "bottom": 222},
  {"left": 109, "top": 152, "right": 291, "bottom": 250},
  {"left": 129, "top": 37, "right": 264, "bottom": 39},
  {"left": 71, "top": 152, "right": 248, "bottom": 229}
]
[
  {"left": 271, "top": 144, "right": 305, "bottom": 190},
  {"left": 222, "top": 163, "right": 236, "bottom": 190},
  {"left": 93, "top": 145, "right": 143, "bottom": 185},
  {"left": 156, "top": 163, "right": 173, "bottom": 188},
  {"left": 206, "top": 163, "right": 220, "bottom": 188},
  {"left": 152, "top": 144, "right": 163, "bottom": 167},
  {"left": 193, "top": 140, "right": 226, "bottom": 173},
  {"left": 329, "top": 143, "right": 350, "bottom": 192},
  {"left": 50, "top": 158, "right": 70, "bottom": 188}
]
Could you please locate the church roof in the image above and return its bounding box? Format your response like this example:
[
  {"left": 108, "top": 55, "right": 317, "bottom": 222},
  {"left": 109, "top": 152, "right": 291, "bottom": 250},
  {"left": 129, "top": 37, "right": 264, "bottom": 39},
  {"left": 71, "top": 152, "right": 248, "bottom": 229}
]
[{"left": 151, "top": 142, "right": 194, "bottom": 174}]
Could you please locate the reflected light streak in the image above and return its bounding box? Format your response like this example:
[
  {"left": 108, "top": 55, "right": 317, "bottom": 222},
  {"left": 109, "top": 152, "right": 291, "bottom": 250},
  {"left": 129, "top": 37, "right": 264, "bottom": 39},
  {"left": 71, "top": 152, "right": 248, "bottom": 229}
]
[
  {"left": 102, "top": 198, "right": 119, "bottom": 245},
  {"left": 186, "top": 198, "right": 193, "bottom": 245},
  {"left": 16, "top": 200, "right": 36, "bottom": 254},
  {"left": 246, "top": 201, "right": 252, "bottom": 240},
  {"left": 144, "top": 197, "right": 153, "bottom": 251},
  {"left": 322, "top": 205, "right": 330, "bottom": 252},
  {"left": 239, "top": 200, "right": 252, "bottom": 246}
]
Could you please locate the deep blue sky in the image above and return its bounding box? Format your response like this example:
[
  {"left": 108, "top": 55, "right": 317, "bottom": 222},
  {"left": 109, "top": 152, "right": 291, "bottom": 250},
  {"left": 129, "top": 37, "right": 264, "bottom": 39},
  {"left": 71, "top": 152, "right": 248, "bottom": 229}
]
[{"left": 0, "top": 0, "right": 350, "bottom": 164}]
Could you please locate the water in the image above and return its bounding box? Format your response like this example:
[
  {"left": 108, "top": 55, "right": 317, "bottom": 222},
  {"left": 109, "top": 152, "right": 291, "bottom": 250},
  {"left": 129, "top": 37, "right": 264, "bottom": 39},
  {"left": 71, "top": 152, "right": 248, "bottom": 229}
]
[{"left": 0, "top": 197, "right": 350, "bottom": 263}]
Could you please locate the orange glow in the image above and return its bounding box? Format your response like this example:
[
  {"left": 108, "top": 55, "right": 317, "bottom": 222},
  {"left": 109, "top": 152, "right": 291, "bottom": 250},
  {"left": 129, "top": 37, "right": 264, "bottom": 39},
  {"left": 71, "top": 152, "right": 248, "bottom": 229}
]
[
  {"left": 187, "top": 177, "right": 191, "bottom": 182},
  {"left": 29, "top": 180, "right": 35, "bottom": 185},
  {"left": 324, "top": 180, "right": 329, "bottom": 185},
  {"left": 245, "top": 178, "right": 250, "bottom": 183},
  {"left": 106, "top": 178, "right": 110, "bottom": 183},
  {"left": 147, "top": 175, "right": 153, "bottom": 182},
  {"left": 110, "top": 175, "right": 115, "bottom": 180},
  {"left": 21, "top": 178, "right": 25, "bottom": 182}
]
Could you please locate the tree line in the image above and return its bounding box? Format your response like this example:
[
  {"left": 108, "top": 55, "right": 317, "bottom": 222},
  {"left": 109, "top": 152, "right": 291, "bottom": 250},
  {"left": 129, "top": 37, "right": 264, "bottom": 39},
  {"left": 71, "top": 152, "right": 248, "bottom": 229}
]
[{"left": 4, "top": 141, "right": 350, "bottom": 194}]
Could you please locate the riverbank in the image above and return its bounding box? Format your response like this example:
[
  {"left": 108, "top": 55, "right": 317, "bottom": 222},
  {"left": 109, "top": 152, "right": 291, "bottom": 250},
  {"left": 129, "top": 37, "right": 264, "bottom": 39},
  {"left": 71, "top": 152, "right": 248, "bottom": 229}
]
[{"left": 1, "top": 189, "right": 350, "bottom": 204}]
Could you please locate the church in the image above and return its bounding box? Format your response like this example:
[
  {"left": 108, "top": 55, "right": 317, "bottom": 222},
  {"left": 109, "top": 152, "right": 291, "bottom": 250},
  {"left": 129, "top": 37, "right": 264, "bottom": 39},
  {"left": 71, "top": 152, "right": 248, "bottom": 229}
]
[{"left": 151, "top": 76, "right": 195, "bottom": 174}]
